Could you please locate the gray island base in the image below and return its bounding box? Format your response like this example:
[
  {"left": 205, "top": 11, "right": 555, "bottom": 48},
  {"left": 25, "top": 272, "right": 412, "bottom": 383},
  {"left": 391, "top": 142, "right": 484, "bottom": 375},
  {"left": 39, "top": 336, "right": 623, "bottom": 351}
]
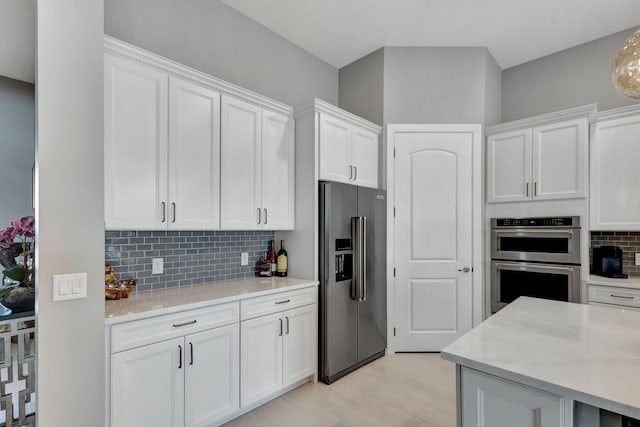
[{"left": 442, "top": 297, "right": 640, "bottom": 427}]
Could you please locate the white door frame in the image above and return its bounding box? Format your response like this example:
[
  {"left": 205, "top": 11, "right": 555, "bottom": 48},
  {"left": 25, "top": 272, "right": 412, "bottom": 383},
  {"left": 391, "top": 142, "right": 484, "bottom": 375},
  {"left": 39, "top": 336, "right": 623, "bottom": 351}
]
[{"left": 386, "top": 124, "right": 484, "bottom": 353}]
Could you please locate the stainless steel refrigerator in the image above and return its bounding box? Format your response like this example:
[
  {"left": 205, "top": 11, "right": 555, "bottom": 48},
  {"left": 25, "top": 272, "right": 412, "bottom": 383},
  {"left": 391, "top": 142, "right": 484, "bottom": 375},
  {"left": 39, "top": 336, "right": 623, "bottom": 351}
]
[{"left": 319, "top": 181, "right": 386, "bottom": 384}]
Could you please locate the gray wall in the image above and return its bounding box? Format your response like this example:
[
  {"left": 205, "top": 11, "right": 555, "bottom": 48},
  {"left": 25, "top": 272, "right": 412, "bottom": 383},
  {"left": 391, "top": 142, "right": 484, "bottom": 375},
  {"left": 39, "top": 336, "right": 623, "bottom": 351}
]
[
  {"left": 483, "top": 53, "right": 502, "bottom": 126},
  {"left": 339, "top": 48, "right": 384, "bottom": 125},
  {"left": 502, "top": 28, "right": 638, "bottom": 122},
  {"left": 0, "top": 0, "right": 35, "bottom": 83},
  {"left": 104, "top": 0, "right": 338, "bottom": 107},
  {"left": 36, "top": 0, "right": 105, "bottom": 424},
  {"left": 0, "top": 76, "right": 34, "bottom": 229},
  {"left": 383, "top": 47, "right": 500, "bottom": 125}
]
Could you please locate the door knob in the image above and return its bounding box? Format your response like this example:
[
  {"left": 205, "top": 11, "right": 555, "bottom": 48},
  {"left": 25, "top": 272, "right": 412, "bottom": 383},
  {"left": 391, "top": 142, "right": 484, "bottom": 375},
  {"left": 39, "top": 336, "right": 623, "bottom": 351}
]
[{"left": 457, "top": 266, "right": 471, "bottom": 273}]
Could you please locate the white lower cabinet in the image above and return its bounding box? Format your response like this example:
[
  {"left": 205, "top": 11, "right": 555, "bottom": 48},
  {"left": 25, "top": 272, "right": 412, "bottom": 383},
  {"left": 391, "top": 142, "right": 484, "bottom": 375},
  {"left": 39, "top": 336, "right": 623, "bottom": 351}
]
[
  {"left": 108, "top": 286, "right": 318, "bottom": 426},
  {"left": 111, "top": 337, "right": 184, "bottom": 427},
  {"left": 241, "top": 303, "right": 316, "bottom": 408},
  {"left": 109, "top": 305, "right": 240, "bottom": 427},
  {"left": 461, "top": 368, "right": 565, "bottom": 427}
]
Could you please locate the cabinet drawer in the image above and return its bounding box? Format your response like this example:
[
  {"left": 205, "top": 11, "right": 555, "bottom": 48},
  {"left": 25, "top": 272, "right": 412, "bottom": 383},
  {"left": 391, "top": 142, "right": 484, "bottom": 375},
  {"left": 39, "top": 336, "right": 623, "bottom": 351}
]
[
  {"left": 111, "top": 302, "right": 239, "bottom": 353},
  {"left": 588, "top": 285, "right": 640, "bottom": 308},
  {"left": 241, "top": 287, "right": 317, "bottom": 320}
]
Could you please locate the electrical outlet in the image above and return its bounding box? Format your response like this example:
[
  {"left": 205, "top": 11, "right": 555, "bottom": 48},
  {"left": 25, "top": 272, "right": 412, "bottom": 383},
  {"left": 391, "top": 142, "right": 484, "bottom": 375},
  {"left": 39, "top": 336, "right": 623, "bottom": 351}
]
[
  {"left": 241, "top": 252, "right": 249, "bottom": 266},
  {"left": 635, "top": 253, "right": 640, "bottom": 266},
  {"left": 152, "top": 258, "right": 164, "bottom": 275}
]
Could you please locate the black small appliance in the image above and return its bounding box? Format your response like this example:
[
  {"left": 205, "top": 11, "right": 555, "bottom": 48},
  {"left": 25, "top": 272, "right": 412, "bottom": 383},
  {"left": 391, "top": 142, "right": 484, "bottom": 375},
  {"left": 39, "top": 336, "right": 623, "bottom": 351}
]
[{"left": 591, "top": 245, "right": 628, "bottom": 278}]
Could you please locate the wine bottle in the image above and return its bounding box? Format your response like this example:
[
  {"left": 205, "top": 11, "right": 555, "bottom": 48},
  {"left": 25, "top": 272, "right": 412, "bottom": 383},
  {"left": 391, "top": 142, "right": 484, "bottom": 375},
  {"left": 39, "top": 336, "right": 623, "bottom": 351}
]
[
  {"left": 276, "top": 240, "right": 288, "bottom": 277},
  {"left": 268, "top": 240, "right": 277, "bottom": 273}
]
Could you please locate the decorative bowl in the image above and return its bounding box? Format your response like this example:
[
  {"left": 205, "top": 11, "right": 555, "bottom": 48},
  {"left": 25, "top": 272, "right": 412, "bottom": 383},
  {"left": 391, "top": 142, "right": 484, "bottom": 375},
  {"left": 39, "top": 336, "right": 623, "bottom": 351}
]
[{"left": 105, "top": 278, "right": 137, "bottom": 300}]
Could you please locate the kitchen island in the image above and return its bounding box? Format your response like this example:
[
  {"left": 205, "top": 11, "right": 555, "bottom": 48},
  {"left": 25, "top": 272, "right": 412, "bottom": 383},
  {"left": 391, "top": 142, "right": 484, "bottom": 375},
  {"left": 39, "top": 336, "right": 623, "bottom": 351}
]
[{"left": 442, "top": 297, "right": 640, "bottom": 426}]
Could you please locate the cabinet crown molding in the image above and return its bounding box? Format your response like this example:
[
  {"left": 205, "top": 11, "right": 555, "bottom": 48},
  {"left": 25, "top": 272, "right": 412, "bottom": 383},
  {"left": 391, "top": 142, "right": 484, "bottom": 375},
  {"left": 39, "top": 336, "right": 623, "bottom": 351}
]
[
  {"left": 486, "top": 104, "right": 597, "bottom": 135},
  {"left": 294, "top": 98, "right": 382, "bottom": 134},
  {"left": 596, "top": 103, "right": 640, "bottom": 123},
  {"left": 104, "top": 35, "right": 293, "bottom": 116}
]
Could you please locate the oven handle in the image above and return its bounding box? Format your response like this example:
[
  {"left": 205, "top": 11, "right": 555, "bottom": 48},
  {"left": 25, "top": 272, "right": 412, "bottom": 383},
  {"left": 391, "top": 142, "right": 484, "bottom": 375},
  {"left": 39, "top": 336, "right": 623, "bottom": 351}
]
[
  {"left": 491, "top": 261, "right": 579, "bottom": 274},
  {"left": 493, "top": 230, "right": 579, "bottom": 238}
]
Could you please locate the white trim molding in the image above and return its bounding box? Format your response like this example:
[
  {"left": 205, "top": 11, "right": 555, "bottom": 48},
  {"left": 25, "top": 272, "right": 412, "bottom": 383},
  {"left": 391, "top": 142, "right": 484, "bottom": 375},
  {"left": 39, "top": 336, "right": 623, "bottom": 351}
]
[
  {"left": 596, "top": 103, "right": 640, "bottom": 122},
  {"left": 104, "top": 35, "right": 293, "bottom": 116},
  {"left": 294, "top": 98, "right": 382, "bottom": 134},
  {"left": 486, "top": 104, "right": 597, "bottom": 135}
]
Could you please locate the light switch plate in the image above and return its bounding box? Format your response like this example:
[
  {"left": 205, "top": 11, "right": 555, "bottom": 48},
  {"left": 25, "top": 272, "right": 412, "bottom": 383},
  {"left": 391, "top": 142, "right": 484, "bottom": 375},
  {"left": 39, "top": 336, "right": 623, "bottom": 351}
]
[
  {"left": 635, "top": 253, "right": 640, "bottom": 266},
  {"left": 53, "top": 273, "right": 87, "bottom": 301},
  {"left": 152, "top": 258, "right": 164, "bottom": 275},
  {"left": 241, "top": 252, "right": 249, "bottom": 266}
]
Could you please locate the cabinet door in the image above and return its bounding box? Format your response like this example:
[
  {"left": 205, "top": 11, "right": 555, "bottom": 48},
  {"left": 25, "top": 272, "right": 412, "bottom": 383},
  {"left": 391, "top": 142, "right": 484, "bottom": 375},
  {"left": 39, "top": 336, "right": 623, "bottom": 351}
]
[
  {"left": 351, "top": 127, "right": 379, "bottom": 189},
  {"left": 282, "top": 304, "right": 316, "bottom": 388},
  {"left": 591, "top": 115, "right": 640, "bottom": 230},
  {"left": 168, "top": 77, "right": 220, "bottom": 230},
  {"left": 462, "top": 368, "right": 564, "bottom": 427},
  {"left": 111, "top": 337, "right": 184, "bottom": 427},
  {"left": 261, "top": 110, "right": 295, "bottom": 230},
  {"left": 221, "top": 96, "right": 262, "bottom": 229},
  {"left": 319, "top": 113, "right": 352, "bottom": 184},
  {"left": 486, "top": 129, "right": 531, "bottom": 203},
  {"left": 240, "top": 313, "right": 283, "bottom": 407},
  {"left": 185, "top": 324, "right": 239, "bottom": 427},
  {"left": 532, "top": 118, "right": 586, "bottom": 200},
  {"left": 104, "top": 53, "right": 168, "bottom": 229}
]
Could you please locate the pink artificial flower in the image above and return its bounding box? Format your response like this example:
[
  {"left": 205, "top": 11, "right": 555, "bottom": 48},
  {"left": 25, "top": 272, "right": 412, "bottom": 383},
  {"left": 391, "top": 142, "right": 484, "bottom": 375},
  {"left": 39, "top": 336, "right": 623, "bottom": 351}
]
[
  {"left": 10, "top": 216, "right": 34, "bottom": 238},
  {"left": 0, "top": 226, "right": 17, "bottom": 244}
]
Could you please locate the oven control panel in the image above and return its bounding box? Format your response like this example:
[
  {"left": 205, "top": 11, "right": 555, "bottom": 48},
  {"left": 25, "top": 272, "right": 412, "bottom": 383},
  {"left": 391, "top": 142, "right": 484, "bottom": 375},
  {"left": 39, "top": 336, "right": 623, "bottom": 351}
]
[{"left": 493, "top": 216, "right": 580, "bottom": 228}]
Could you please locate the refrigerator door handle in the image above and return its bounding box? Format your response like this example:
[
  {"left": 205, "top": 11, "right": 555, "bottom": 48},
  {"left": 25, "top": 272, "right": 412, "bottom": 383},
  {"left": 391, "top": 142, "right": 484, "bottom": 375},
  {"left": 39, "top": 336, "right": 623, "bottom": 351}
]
[
  {"left": 351, "top": 217, "right": 366, "bottom": 302},
  {"left": 361, "top": 216, "right": 367, "bottom": 302}
]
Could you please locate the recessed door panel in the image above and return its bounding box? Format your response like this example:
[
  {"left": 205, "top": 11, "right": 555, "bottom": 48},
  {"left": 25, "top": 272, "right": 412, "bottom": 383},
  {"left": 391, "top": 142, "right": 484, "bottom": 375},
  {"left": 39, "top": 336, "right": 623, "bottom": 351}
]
[
  {"left": 410, "top": 279, "right": 457, "bottom": 332},
  {"left": 410, "top": 150, "right": 457, "bottom": 260}
]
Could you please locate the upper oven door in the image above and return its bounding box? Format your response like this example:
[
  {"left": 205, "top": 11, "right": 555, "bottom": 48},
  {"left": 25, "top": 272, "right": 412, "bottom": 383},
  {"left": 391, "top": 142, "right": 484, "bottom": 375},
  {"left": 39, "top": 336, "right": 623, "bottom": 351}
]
[{"left": 491, "top": 228, "right": 581, "bottom": 264}]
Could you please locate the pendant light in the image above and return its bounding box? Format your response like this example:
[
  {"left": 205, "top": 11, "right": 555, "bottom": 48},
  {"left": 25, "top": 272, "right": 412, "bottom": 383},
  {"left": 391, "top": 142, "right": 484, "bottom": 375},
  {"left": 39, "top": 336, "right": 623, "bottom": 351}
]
[{"left": 611, "top": 29, "right": 640, "bottom": 99}]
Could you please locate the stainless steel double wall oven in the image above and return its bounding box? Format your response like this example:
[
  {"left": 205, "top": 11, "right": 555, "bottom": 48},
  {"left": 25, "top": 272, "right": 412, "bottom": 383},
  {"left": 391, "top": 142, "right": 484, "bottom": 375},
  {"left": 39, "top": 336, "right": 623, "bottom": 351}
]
[{"left": 491, "top": 217, "right": 581, "bottom": 313}]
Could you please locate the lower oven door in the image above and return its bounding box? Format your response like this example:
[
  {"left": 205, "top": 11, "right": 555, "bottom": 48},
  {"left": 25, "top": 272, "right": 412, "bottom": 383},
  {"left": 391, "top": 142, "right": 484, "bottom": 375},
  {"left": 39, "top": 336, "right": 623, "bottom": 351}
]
[{"left": 491, "top": 261, "right": 581, "bottom": 313}]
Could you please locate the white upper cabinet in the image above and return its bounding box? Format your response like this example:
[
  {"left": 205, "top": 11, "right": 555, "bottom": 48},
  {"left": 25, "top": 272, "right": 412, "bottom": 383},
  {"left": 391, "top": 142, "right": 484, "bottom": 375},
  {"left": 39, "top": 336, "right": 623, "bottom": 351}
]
[
  {"left": 318, "top": 110, "right": 380, "bottom": 189},
  {"left": 168, "top": 77, "right": 221, "bottom": 230},
  {"left": 532, "top": 119, "right": 586, "bottom": 200},
  {"left": 487, "top": 129, "right": 532, "bottom": 203},
  {"left": 591, "top": 106, "right": 640, "bottom": 230},
  {"left": 261, "top": 110, "right": 295, "bottom": 230},
  {"left": 105, "top": 53, "right": 169, "bottom": 229},
  {"left": 486, "top": 105, "right": 594, "bottom": 204},
  {"left": 319, "top": 113, "right": 351, "bottom": 183},
  {"left": 220, "top": 96, "right": 263, "bottom": 229},
  {"left": 220, "top": 96, "right": 295, "bottom": 230},
  {"left": 104, "top": 37, "right": 295, "bottom": 231}
]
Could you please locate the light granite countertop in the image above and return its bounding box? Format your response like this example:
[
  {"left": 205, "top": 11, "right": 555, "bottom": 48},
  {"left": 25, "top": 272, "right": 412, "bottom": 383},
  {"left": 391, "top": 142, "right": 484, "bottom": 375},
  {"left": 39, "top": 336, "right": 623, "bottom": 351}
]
[
  {"left": 442, "top": 297, "right": 640, "bottom": 419},
  {"left": 105, "top": 276, "right": 318, "bottom": 325},
  {"left": 587, "top": 274, "right": 640, "bottom": 290}
]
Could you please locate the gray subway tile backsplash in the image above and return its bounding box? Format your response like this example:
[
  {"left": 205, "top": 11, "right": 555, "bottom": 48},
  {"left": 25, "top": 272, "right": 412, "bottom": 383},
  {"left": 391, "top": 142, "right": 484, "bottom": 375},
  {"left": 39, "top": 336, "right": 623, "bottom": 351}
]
[
  {"left": 106, "top": 230, "right": 274, "bottom": 292},
  {"left": 590, "top": 231, "right": 640, "bottom": 276}
]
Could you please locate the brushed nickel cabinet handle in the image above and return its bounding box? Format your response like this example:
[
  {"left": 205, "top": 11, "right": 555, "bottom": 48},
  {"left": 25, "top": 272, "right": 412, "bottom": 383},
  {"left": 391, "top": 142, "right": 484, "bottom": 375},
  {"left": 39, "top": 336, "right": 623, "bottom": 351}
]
[
  {"left": 611, "top": 294, "right": 634, "bottom": 300},
  {"left": 526, "top": 182, "right": 529, "bottom": 197},
  {"left": 173, "top": 320, "right": 197, "bottom": 328},
  {"left": 161, "top": 202, "right": 166, "bottom": 223},
  {"left": 349, "top": 165, "right": 353, "bottom": 179},
  {"left": 264, "top": 208, "right": 267, "bottom": 225},
  {"left": 172, "top": 202, "right": 176, "bottom": 223},
  {"left": 279, "top": 318, "right": 283, "bottom": 336},
  {"left": 178, "top": 345, "right": 182, "bottom": 369},
  {"left": 275, "top": 299, "right": 291, "bottom": 305},
  {"left": 189, "top": 342, "right": 194, "bottom": 365},
  {"left": 257, "top": 208, "right": 261, "bottom": 224},
  {"left": 534, "top": 182, "right": 538, "bottom": 196},
  {"left": 285, "top": 316, "right": 290, "bottom": 334},
  {"left": 354, "top": 166, "right": 357, "bottom": 180}
]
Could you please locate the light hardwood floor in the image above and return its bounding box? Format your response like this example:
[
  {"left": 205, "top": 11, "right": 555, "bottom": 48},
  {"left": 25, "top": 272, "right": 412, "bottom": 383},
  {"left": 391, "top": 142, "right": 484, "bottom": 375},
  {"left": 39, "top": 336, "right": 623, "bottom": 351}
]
[{"left": 224, "top": 353, "right": 457, "bottom": 427}]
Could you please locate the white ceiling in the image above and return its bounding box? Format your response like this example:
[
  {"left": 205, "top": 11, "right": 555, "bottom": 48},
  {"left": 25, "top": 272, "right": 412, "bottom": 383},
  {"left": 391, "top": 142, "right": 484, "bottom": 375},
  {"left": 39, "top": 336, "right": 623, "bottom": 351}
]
[
  {"left": 0, "top": 0, "right": 35, "bottom": 83},
  {"left": 221, "top": 0, "right": 640, "bottom": 69}
]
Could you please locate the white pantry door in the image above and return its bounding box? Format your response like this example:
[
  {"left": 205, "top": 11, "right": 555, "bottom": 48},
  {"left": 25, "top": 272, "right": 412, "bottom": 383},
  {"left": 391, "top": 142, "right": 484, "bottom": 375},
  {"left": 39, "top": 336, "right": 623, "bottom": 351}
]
[{"left": 393, "top": 126, "right": 475, "bottom": 351}]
